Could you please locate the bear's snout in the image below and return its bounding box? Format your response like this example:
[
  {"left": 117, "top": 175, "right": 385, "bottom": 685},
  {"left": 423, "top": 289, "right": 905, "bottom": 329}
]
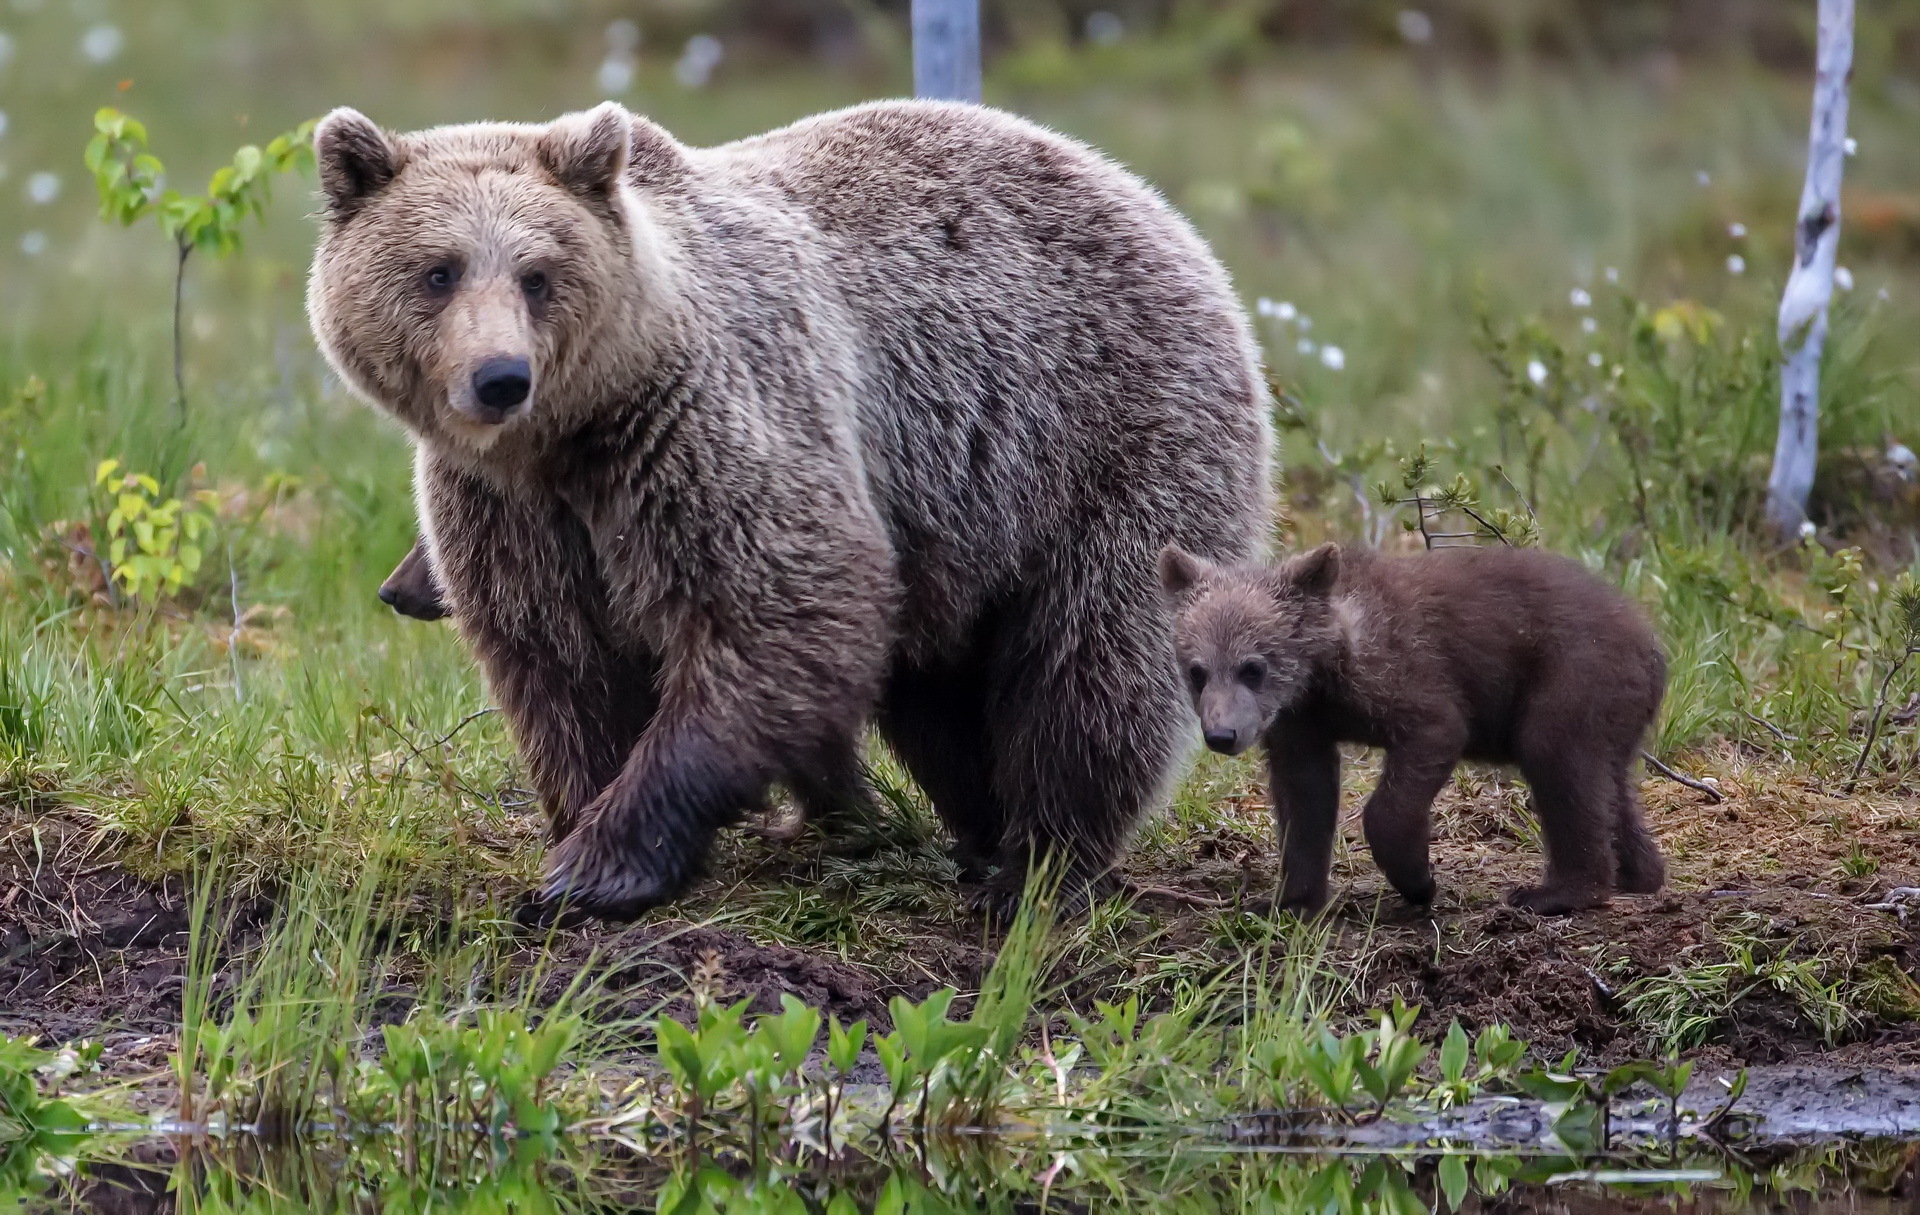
[
  {"left": 467, "top": 356, "right": 533, "bottom": 422},
  {"left": 1204, "top": 727, "right": 1242, "bottom": 755}
]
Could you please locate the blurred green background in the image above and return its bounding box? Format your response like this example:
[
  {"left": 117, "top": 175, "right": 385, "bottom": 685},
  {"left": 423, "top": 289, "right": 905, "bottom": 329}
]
[
  {"left": 2, "top": 0, "right": 1918, "bottom": 638},
  {"left": 6, "top": 1, "right": 1919, "bottom": 461}
]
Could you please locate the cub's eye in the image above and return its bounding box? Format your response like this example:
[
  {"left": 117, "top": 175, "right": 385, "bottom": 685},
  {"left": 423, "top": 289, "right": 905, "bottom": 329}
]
[
  {"left": 1238, "top": 662, "right": 1265, "bottom": 690},
  {"left": 520, "top": 270, "right": 550, "bottom": 299},
  {"left": 423, "top": 263, "right": 459, "bottom": 294},
  {"left": 1187, "top": 665, "right": 1208, "bottom": 694}
]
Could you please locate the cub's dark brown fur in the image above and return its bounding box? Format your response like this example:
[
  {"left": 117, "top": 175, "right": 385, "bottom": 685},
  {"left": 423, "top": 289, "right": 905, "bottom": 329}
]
[
  {"left": 1160, "top": 543, "right": 1667, "bottom": 915},
  {"left": 379, "top": 538, "right": 448, "bottom": 621}
]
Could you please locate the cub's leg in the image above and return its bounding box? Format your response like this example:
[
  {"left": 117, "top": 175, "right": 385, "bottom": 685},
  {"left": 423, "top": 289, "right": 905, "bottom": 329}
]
[
  {"left": 1267, "top": 716, "right": 1341, "bottom": 913},
  {"left": 1510, "top": 726, "right": 1618, "bottom": 913},
  {"left": 1612, "top": 760, "right": 1667, "bottom": 894},
  {"left": 1359, "top": 727, "right": 1462, "bottom": 906}
]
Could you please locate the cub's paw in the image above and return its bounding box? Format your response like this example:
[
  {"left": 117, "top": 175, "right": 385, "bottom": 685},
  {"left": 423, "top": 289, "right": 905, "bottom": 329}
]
[
  {"left": 1392, "top": 874, "right": 1438, "bottom": 908},
  {"left": 1275, "top": 883, "right": 1333, "bottom": 918},
  {"left": 1505, "top": 883, "right": 1610, "bottom": 916},
  {"left": 1614, "top": 852, "right": 1668, "bottom": 896}
]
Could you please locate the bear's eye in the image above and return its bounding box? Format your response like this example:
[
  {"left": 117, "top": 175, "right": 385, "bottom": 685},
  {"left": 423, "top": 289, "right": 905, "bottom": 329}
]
[
  {"left": 1187, "top": 665, "right": 1207, "bottom": 694},
  {"left": 1238, "top": 661, "right": 1265, "bottom": 690},
  {"left": 520, "top": 270, "right": 550, "bottom": 301},
  {"left": 423, "top": 263, "right": 459, "bottom": 295}
]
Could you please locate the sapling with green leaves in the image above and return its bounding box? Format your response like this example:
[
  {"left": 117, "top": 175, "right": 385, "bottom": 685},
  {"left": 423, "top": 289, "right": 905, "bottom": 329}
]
[{"left": 85, "top": 108, "right": 317, "bottom": 424}]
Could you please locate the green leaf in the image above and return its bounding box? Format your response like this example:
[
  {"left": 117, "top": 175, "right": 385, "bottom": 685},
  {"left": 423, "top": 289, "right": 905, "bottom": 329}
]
[
  {"left": 1439, "top": 1020, "right": 1469, "bottom": 1084},
  {"left": 1438, "top": 1154, "right": 1470, "bottom": 1211}
]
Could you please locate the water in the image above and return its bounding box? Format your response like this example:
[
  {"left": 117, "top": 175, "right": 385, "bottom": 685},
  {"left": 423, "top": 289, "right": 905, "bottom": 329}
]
[{"left": 19, "top": 1134, "right": 1920, "bottom": 1213}]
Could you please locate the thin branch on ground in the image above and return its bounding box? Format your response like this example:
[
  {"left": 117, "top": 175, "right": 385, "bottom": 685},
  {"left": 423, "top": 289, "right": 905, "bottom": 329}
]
[{"left": 1640, "top": 749, "right": 1724, "bottom": 803}]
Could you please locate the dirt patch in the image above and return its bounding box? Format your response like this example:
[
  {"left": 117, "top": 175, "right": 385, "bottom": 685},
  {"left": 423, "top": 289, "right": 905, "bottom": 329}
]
[{"left": 5, "top": 744, "right": 1917, "bottom": 1072}]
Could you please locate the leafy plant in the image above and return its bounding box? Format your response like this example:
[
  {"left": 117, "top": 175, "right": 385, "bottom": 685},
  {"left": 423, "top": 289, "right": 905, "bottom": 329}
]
[
  {"left": 85, "top": 108, "right": 317, "bottom": 420},
  {"left": 92, "top": 458, "right": 216, "bottom": 600}
]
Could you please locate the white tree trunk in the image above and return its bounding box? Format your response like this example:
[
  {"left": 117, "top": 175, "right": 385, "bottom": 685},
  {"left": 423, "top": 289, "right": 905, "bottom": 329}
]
[
  {"left": 1766, "top": 0, "right": 1855, "bottom": 535},
  {"left": 912, "top": 0, "right": 981, "bottom": 103}
]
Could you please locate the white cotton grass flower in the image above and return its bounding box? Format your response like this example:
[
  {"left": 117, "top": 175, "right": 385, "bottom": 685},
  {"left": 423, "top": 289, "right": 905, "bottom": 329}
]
[
  {"left": 1728, "top": 222, "right": 1747, "bottom": 239},
  {"left": 675, "top": 34, "right": 723, "bottom": 88},
  {"left": 1256, "top": 297, "right": 1276, "bottom": 317},
  {"left": 598, "top": 56, "right": 635, "bottom": 94},
  {"left": 1526, "top": 358, "right": 1548, "bottom": 386},
  {"left": 0, "top": 111, "right": 9, "bottom": 140},
  {"left": 1396, "top": 9, "right": 1434, "bottom": 44},
  {"left": 1276, "top": 300, "right": 1297, "bottom": 321},
  {"left": 1296, "top": 314, "right": 1312, "bottom": 332},
  {"left": 25, "top": 170, "right": 58, "bottom": 204},
  {"left": 0, "top": 31, "right": 13, "bottom": 69},
  {"left": 19, "top": 229, "right": 45, "bottom": 256},
  {"left": 1569, "top": 287, "right": 1592, "bottom": 308},
  {"left": 1845, "top": 137, "right": 1858, "bottom": 156},
  {"left": 1085, "top": 10, "right": 1125, "bottom": 45},
  {"left": 1834, "top": 266, "right": 1855, "bottom": 292},
  {"left": 79, "top": 22, "right": 122, "bottom": 63},
  {"left": 606, "top": 18, "right": 640, "bottom": 53},
  {"left": 1581, "top": 316, "right": 1598, "bottom": 334},
  {"left": 1319, "top": 344, "right": 1345, "bottom": 370},
  {"left": 1695, "top": 170, "right": 1711, "bottom": 188},
  {"left": 1588, "top": 352, "right": 1603, "bottom": 368},
  {"left": 1726, "top": 254, "right": 1746, "bottom": 276},
  {"left": 1297, "top": 338, "right": 1315, "bottom": 355},
  {"left": 1799, "top": 520, "right": 1817, "bottom": 539},
  {"left": 1605, "top": 266, "right": 1620, "bottom": 284}
]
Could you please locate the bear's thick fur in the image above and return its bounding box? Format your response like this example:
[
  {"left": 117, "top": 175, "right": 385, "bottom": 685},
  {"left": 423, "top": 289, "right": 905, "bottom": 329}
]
[
  {"left": 1160, "top": 543, "right": 1667, "bottom": 915},
  {"left": 308, "top": 100, "right": 1273, "bottom": 920}
]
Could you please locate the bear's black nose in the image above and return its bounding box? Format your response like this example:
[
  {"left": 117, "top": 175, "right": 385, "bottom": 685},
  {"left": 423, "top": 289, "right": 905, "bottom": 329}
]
[
  {"left": 1204, "top": 728, "right": 1239, "bottom": 754},
  {"left": 470, "top": 357, "right": 532, "bottom": 418}
]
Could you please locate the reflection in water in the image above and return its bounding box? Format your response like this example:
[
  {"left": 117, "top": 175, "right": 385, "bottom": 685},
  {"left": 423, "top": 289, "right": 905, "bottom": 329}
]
[{"left": 24, "top": 1134, "right": 1920, "bottom": 1214}]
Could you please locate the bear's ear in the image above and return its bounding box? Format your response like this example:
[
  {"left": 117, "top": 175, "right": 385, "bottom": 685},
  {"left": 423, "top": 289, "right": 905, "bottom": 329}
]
[
  {"left": 627, "top": 115, "right": 688, "bottom": 188},
  {"left": 1157, "top": 545, "right": 1211, "bottom": 599},
  {"left": 1284, "top": 542, "right": 1341, "bottom": 597},
  {"left": 538, "top": 102, "right": 632, "bottom": 202},
  {"left": 314, "top": 108, "right": 399, "bottom": 221}
]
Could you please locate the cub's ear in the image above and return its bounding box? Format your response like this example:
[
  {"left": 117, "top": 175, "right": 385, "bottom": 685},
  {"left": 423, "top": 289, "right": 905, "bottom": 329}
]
[
  {"left": 539, "top": 102, "right": 632, "bottom": 201},
  {"left": 1157, "top": 545, "right": 1211, "bottom": 598},
  {"left": 1285, "top": 542, "right": 1341, "bottom": 597},
  {"left": 314, "top": 108, "right": 400, "bottom": 220}
]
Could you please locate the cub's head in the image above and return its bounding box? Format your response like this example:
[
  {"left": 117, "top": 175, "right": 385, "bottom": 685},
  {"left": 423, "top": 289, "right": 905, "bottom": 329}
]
[
  {"left": 1158, "top": 542, "right": 1344, "bottom": 756},
  {"left": 305, "top": 102, "right": 681, "bottom": 456}
]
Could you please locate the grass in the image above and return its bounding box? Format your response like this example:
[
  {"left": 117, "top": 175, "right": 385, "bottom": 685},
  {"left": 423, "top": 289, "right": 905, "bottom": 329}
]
[{"left": 2, "top": 8, "right": 1920, "bottom": 1207}]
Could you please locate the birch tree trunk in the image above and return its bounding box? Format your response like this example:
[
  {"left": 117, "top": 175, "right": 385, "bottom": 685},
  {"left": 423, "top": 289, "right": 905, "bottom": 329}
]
[
  {"left": 1766, "top": 0, "right": 1854, "bottom": 536},
  {"left": 912, "top": 0, "right": 981, "bottom": 103}
]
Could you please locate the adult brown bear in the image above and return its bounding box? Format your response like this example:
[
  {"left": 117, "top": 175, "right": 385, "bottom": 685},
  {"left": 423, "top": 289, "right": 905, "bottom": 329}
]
[{"left": 308, "top": 100, "right": 1273, "bottom": 920}]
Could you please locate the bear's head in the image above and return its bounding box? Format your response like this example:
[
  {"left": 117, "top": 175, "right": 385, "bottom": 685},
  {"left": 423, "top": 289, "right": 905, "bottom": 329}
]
[
  {"left": 306, "top": 103, "right": 682, "bottom": 460},
  {"left": 1158, "top": 542, "right": 1344, "bottom": 755}
]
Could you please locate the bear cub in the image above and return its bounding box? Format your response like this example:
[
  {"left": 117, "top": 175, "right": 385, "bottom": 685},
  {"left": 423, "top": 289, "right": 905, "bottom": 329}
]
[{"left": 1159, "top": 542, "right": 1667, "bottom": 915}]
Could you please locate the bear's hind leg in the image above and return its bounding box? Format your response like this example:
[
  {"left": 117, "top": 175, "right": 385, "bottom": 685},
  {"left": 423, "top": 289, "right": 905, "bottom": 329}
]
[
  {"left": 982, "top": 586, "right": 1186, "bottom": 915},
  {"left": 1612, "top": 761, "right": 1667, "bottom": 895},
  {"left": 879, "top": 660, "right": 1007, "bottom": 881}
]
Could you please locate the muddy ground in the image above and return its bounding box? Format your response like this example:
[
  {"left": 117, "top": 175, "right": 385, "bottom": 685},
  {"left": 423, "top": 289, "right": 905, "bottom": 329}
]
[{"left": 4, "top": 740, "right": 1918, "bottom": 1075}]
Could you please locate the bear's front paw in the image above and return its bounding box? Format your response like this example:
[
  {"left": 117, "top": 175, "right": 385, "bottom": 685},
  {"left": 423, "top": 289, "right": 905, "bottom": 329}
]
[
  {"left": 1505, "top": 883, "right": 1610, "bottom": 916},
  {"left": 536, "top": 822, "right": 694, "bottom": 924}
]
